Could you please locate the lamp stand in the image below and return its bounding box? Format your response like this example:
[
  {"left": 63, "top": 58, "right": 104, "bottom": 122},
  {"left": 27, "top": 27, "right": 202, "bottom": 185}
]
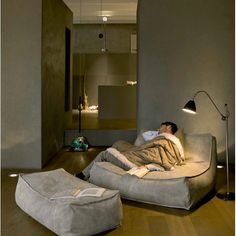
[
  {"left": 183, "top": 93, "right": 234, "bottom": 201},
  {"left": 216, "top": 104, "right": 235, "bottom": 201}
]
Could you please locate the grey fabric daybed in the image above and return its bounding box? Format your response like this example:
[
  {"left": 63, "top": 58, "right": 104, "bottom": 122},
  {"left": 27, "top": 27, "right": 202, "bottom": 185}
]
[{"left": 89, "top": 133, "right": 217, "bottom": 210}]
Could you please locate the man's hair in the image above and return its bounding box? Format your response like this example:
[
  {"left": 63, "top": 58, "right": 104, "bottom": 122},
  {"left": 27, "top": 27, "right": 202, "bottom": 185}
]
[{"left": 161, "top": 121, "right": 178, "bottom": 134}]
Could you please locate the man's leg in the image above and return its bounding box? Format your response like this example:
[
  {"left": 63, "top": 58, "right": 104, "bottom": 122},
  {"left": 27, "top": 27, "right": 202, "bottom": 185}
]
[
  {"left": 81, "top": 151, "right": 105, "bottom": 179},
  {"left": 80, "top": 150, "right": 132, "bottom": 180}
]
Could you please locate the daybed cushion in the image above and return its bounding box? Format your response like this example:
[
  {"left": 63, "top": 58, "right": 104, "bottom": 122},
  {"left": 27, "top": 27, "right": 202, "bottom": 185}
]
[
  {"left": 89, "top": 133, "right": 217, "bottom": 210},
  {"left": 15, "top": 168, "right": 123, "bottom": 236}
]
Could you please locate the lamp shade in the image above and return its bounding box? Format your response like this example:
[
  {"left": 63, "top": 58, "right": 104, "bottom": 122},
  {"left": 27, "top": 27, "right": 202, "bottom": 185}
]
[{"left": 182, "top": 100, "right": 196, "bottom": 114}]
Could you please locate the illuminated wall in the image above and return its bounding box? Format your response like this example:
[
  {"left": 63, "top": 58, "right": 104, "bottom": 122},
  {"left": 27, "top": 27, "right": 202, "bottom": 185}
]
[{"left": 138, "top": 0, "right": 235, "bottom": 162}]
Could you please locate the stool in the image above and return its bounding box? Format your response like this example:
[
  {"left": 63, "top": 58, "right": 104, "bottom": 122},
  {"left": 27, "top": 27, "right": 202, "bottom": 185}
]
[{"left": 15, "top": 168, "right": 123, "bottom": 236}]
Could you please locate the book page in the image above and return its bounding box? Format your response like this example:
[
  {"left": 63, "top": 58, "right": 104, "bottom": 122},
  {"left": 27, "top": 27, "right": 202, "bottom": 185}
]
[
  {"left": 49, "top": 187, "right": 106, "bottom": 199},
  {"left": 77, "top": 188, "right": 106, "bottom": 197},
  {"left": 126, "top": 166, "right": 150, "bottom": 178},
  {"left": 126, "top": 167, "right": 139, "bottom": 175},
  {"left": 50, "top": 189, "right": 79, "bottom": 200},
  {"left": 133, "top": 168, "right": 149, "bottom": 178}
]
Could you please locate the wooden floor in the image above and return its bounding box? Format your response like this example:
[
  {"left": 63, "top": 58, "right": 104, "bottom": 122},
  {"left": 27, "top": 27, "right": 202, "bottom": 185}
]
[{"left": 1, "top": 147, "right": 235, "bottom": 236}]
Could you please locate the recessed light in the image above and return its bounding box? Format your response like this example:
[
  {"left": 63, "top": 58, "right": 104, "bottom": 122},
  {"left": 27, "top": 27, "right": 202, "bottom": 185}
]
[
  {"left": 9, "top": 173, "right": 18, "bottom": 177},
  {"left": 217, "top": 165, "right": 224, "bottom": 169}
]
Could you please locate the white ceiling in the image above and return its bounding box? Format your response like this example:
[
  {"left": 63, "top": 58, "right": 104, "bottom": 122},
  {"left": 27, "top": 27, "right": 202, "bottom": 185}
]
[{"left": 62, "top": 0, "right": 138, "bottom": 24}]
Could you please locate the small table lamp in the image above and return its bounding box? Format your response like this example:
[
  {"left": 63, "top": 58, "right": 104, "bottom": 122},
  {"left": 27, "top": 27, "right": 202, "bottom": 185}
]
[{"left": 182, "top": 90, "right": 234, "bottom": 201}]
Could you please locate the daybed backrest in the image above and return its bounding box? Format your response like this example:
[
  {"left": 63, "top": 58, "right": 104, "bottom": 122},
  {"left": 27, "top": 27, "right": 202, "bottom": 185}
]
[{"left": 184, "top": 133, "right": 217, "bottom": 163}]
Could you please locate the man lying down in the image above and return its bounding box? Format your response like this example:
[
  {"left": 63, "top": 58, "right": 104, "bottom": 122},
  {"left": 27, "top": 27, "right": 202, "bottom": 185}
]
[{"left": 75, "top": 121, "right": 185, "bottom": 180}]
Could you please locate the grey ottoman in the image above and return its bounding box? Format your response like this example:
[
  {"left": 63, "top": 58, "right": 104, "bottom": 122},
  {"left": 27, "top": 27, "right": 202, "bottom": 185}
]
[{"left": 15, "top": 168, "right": 123, "bottom": 236}]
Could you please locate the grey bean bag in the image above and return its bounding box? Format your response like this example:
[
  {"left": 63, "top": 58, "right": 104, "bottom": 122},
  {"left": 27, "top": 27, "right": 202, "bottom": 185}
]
[
  {"left": 89, "top": 133, "right": 217, "bottom": 210},
  {"left": 15, "top": 169, "right": 123, "bottom": 236}
]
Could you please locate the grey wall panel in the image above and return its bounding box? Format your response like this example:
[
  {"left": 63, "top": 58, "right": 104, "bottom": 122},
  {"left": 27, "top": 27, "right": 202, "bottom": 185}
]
[
  {"left": 138, "top": 0, "right": 235, "bottom": 162},
  {"left": 1, "top": 0, "right": 42, "bottom": 168},
  {"left": 42, "top": 0, "right": 73, "bottom": 166},
  {"left": 98, "top": 86, "right": 136, "bottom": 119}
]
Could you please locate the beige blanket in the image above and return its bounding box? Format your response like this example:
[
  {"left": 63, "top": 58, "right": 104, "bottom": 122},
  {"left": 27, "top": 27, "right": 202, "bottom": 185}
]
[{"left": 117, "top": 137, "right": 184, "bottom": 171}]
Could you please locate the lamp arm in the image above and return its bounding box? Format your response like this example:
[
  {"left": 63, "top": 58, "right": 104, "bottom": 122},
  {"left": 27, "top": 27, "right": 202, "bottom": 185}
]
[{"left": 192, "top": 90, "right": 229, "bottom": 120}]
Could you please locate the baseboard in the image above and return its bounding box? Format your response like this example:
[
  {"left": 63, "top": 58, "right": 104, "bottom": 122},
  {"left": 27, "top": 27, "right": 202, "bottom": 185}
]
[{"left": 65, "top": 129, "right": 137, "bottom": 146}]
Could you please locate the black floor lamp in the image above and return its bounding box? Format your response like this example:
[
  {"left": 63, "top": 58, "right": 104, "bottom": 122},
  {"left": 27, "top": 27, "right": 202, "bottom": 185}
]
[{"left": 182, "top": 90, "right": 234, "bottom": 201}]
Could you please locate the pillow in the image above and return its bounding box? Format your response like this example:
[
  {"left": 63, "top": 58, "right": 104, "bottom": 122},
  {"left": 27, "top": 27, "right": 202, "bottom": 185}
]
[{"left": 174, "top": 129, "right": 185, "bottom": 150}]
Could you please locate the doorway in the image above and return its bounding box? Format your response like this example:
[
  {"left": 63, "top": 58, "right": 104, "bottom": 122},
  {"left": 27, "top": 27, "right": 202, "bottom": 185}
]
[{"left": 70, "top": 24, "right": 137, "bottom": 130}]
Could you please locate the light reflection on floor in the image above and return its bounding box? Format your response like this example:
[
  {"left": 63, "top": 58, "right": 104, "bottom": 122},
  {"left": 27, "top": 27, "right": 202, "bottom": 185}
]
[{"left": 67, "top": 109, "right": 136, "bottom": 130}]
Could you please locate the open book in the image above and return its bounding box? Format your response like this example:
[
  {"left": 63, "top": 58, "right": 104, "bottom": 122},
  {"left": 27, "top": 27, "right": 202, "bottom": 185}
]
[
  {"left": 126, "top": 166, "right": 150, "bottom": 178},
  {"left": 50, "top": 187, "right": 106, "bottom": 200},
  {"left": 77, "top": 188, "right": 106, "bottom": 197}
]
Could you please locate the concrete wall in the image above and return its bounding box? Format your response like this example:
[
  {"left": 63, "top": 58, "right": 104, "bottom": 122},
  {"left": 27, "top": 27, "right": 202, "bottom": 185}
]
[
  {"left": 73, "top": 53, "right": 137, "bottom": 107},
  {"left": 2, "top": 0, "right": 73, "bottom": 168},
  {"left": 42, "top": 0, "right": 73, "bottom": 166},
  {"left": 73, "top": 24, "right": 136, "bottom": 54},
  {"left": 2, "top": 0, "right": 42, "bottom": 168},
  {"left": 98, "top": 85, "right": 136, "bottom": 119},
  {"left": 138, "top": 0, "right": 235, "bottom": 162}
]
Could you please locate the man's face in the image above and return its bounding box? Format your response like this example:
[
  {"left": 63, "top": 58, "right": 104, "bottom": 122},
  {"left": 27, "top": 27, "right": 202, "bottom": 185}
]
[{"left": 159, "top": 124, "right": 172, "bottom": 134}]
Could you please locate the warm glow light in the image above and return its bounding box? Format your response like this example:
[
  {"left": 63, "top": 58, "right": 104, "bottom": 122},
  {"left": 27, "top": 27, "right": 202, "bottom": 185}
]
[
  {"left": 98, "top": 11, "right": 113, "bottom": 17},
  {"left": 182, "top": 108, "right": 196, "bottom": 114},
  {"left": 9, "top": 173, "right": 18, "bottom": 178},
  {"left": 217, "top": 165, "right": 224, "bottom": 169},
  {"left": 88, "top": 105, "right": 98, "bottom": 110},
  {"left": 102, "top": 16, "right": 108, "bottom": 22}
]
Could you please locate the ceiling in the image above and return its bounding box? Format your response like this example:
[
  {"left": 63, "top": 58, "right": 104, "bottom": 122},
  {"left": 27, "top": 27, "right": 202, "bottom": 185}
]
[{"left": 62, "top": 0, "right": 138, "bottom": 24}]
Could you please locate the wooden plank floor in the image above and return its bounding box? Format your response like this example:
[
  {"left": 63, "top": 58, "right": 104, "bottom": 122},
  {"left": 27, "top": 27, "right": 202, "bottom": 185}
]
[{"left": 1, "top": 147, "right": 235, "bottom": 236}]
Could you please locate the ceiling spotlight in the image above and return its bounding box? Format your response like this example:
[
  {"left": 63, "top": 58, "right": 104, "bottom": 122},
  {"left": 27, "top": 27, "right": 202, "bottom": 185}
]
[{"left": 102, "top": 16, "right": 108, "bottom": 22}]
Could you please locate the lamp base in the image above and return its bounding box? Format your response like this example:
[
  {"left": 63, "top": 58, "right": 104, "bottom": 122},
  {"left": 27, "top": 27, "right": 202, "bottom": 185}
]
[{"left": 216, "top": 192, "right": 235, "bottom": 201}]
